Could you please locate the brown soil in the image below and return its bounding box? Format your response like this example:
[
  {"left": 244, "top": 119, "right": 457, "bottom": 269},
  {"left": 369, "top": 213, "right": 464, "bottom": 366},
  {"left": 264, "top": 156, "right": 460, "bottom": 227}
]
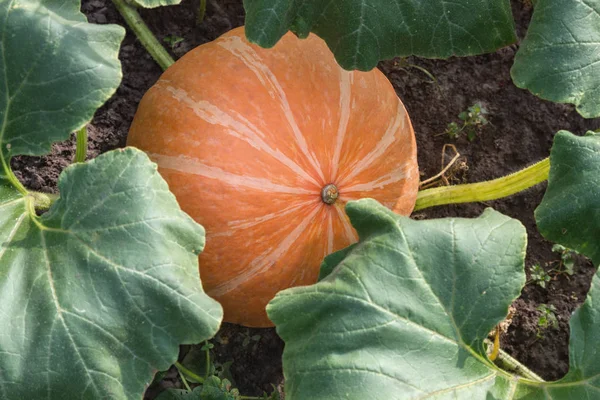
[{"left": 11, "top": 0, "right": 599, "bottom": 397}]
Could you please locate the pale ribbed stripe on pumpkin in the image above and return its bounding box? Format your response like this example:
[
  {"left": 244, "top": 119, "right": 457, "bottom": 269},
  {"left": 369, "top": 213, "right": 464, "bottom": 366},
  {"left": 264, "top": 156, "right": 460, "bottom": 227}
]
[
  {"left": 127, "top": 26, "right": 419, "bottom": 327},
  {"left": 163, "top": 85, "right": 319, "bottom": 186},
  {"left": 326, "top": 212, "right": 335, "bottom": 255},
  {"left": 147, "top": 153, "right": 313, "bottom": 195},
  {"left": 225, "top": 202, "right": 312, "bottom": 233},
  {"left": 217, "top": 35, "right": 326, "bottom": 183},
  {"left": 211, "top": 204, "right": 322, "bottom": 297},
  {"left": 329, "top": 70, "right": 352, "bottom": 181},
  {"left": 333, "top": 203, "right": 359, "bottom": 243},
  {"left": 338, "top": 101, "right": 407, "bottom": 186}
]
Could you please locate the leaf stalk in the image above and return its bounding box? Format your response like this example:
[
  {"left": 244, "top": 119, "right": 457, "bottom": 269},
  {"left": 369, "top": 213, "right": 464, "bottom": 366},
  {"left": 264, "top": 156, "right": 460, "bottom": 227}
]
[
  {"left": 1, "top": 155, "right": 27, "bottom": 195},
  {"left": 111, "top": 0, "right": 174, "bottom": 71},
  {"left": 484, "top": 338, "right": 545, "bottom": 382},
  {"left": 197, "top": 0, "right": 207, "bottom": 24},
  {"left": 74, "top": 126, "right": 87, "bottom": 163},
  {"left": 175, "top": 361, "right": 205, "bottom": 384}
]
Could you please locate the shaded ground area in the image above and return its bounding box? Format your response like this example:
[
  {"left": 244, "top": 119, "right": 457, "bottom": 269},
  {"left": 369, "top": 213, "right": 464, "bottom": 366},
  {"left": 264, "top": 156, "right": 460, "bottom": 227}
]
[{"left": 11, "top": 0, "right": 600, "bottom": 396}]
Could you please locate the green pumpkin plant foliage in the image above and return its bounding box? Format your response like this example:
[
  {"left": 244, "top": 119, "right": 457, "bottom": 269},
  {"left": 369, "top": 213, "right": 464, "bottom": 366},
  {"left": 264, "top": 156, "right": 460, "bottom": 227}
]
[
  {"left": 511, "top": 0, "right": 600, "bottom": 118},
  {"left": 126, "top": 0, "right": 600, "bottom": 116},
  {"left": 108, "top": 0, "right": 600, "bottom": 395},
  {"left": 243, "top": 0, "right": 600, "bottom": 117},
  {"left": 2, "top": 0, "right": 600, "bottom": 398},
  {"left": 243, "top": 0, "right": 517, "bottom": 70},
  {"left": 0, "top": 1, "right": 222, "bottom": 399},
  {"left": 268, "top": 132, "right": 600, "bottom": 399}
]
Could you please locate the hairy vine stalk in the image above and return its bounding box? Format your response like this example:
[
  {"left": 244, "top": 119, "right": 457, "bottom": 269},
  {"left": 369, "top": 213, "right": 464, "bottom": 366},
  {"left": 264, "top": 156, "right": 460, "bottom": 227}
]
[
  {"left": 111, "top": 0, "right": 174, "bottom": 71},
  {"left": 415, "top": 157, "right": 550, "bottom": 210},
  {"left": 74, "top": 126, "right": 88, "bottom": 163},
  {"left": 484, "top": 339, "right": 545, "bottom": 382}
]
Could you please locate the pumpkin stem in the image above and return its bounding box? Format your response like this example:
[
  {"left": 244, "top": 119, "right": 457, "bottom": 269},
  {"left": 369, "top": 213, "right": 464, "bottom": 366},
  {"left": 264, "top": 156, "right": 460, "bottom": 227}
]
[
  {"left": 111, "top": 0, "right": 175, "bottom": 71},
  {"left": 321, "top": 184, "right": 339, "bottom": 205},
  {"left": 414, "top": 157, "right": 550, "bottom": 211}
]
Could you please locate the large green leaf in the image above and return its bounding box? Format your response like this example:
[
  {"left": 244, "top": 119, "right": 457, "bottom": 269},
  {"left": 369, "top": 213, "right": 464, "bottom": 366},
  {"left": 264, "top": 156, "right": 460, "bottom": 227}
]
[
  {"left": 0, "top": 0, "right": 124, "bottom": 162},
  {"left": 0, "top": 1, "right": 223, "bottom": 398},
  {"left": 268, "top": 199, "right": 600, "bottom": 399},
  {"left": 0, "top": 149, "right": 223, "bottom": 399},
  {"left": 268, "top": 199, "right": 526, "bottom": 398},
  {"left": 243, "top": 0, "right": 517, "bottom": 71},
  {"left": 536, "top": 131, "right": 600, "bottom": 266},
  {"left": 511, "top": 0, "right": 600, "bottom": 118}
]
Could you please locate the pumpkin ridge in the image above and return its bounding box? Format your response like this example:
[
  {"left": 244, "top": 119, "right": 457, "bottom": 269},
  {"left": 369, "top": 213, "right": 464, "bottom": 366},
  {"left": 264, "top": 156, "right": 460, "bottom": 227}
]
[
  {"left": 337, "top": 101, "right": 408, "bottom": 187},
  {"left": 330, "top": 70, "right": 353, "bottom": 181},
  {"left": 216, "top": 35, "right": 326, "bottom": 184},
  {"left": 223, "top": 200, "right": 316, "bottom": 232},
  {"left": 158, "top": 83, "right": 320, "bottom": 188},
  {"left": 343, "top": 165, "right": 409, "bottom": 193},
  {"left": 147, "top": 153, "right": 314, "bottom": 195},
  {"left": 208, "top": 202, "right": 322, "bottom": 297},
  {"left": 326, "top": 211, "right": 335, "bottom": 255},
  {"left": 333, "top": 202, "right": 358, "bottom": 243}
]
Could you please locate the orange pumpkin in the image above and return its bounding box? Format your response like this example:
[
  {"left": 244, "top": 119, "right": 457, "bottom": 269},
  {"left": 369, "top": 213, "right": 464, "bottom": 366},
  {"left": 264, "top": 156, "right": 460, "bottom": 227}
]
[{"left": 127, "top": 26, "right": 419, "bottom": 327}]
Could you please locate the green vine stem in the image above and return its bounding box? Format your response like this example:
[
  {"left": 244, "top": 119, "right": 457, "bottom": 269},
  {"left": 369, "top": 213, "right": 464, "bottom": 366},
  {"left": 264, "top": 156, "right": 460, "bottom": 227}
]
[
  {"left": 496, "top": 348, "right": 545, "bottom": 382},
  {"left": 174, "top": 361, "right": 265, "bottom": 399},
  {"left": 74, "top": 126, "right": 87, "bottom": 163},
  {"left": 414, "top": 157, "right": 550, "bottom": 211},
  {"left": 3, "top": 150, "right": 59, "bottom": 209},
  {"left": 197, "top": 0, "right": 207, "bottom": 24},
  {"left": 111, "top": 0, "right": 175, "bottom": 71},
  {"left": 204, "top": 342, "right": 211, "bottom": 380},
  {"left": 176, "top": 365, "right": 193, "bottom": 392},
  {"left": 484, "top": 339, "right": 544, "bottom": 382},
  {"left": 1, "top": 158, "right": 27, "bottom": 195},
  {"left": 174, "top": 361, "right": 205, "bottom": 384}
]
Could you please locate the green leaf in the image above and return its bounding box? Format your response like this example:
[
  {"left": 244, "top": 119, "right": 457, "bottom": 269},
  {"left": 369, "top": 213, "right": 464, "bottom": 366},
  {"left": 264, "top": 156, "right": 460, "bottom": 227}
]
[
  {"left": 214, "top": 360, "right": 235, "bottom": 385},
  {"left": 0, "top": 149, "right": 223, "bottom": 399},
  {"left": 511, "top": 0, "right": 600, "bottom": 118},
  {"left": 268, "top": 199, "right": 600, "bottom": 398},
  {"left": 0, "top": 1, "right": 223, "bottom": 398},
  {"left": 182, "top": 345, "right": 214, "bottom": 380},
  {"left": 536, "top": 131, "right": 600, "bottom": 266},
  {"left": 268, "top": 199, "right": 527, "bottom": 398},
  {"left": 318, "top": 243, "right": 356, "bottom": 280},
  {"left": 244, "top": 0, "right": 517, "bottom": 71},
  {"left": 0, "top": 0, "right": 124, "bottom": 163},
  {"left": 467, "top": 128, "right": 477, "bottom": 141},
  {"left": 201, "top": 377, "right": 240, "bottom": 400},
  {"left": 518, "top": 273, "right": 600, "bottom": 396},
  {"left": 559, "top": 273, "right": 600, "bottom": 388}
]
